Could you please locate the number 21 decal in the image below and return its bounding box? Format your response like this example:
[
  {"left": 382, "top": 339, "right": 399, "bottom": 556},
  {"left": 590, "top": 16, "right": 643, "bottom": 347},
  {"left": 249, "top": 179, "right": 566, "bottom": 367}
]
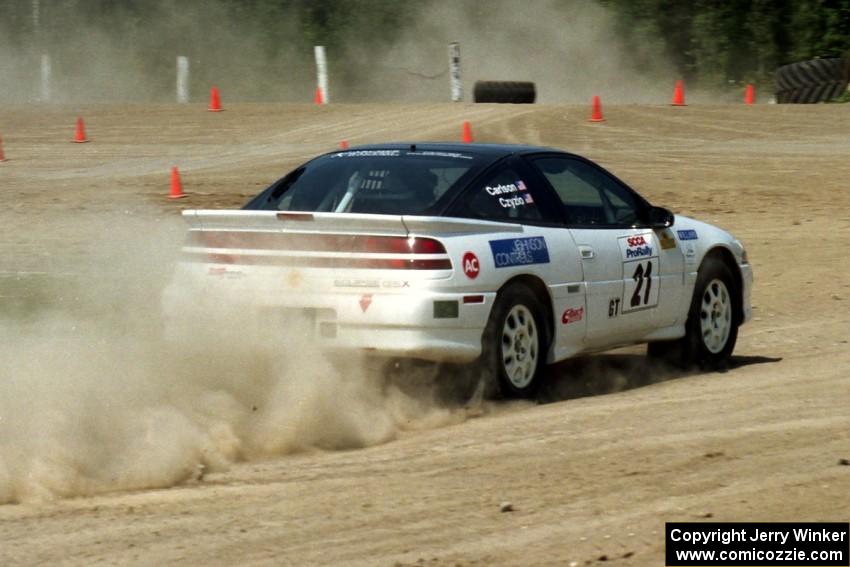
[
  {"left": 631, "top": 261, "right": 652, "bottom": 307},
  {"left": 622, "top": 258, "right": 659, "bottom": 313},
  {"left": 618, "top": 232, "right": 660, "bottom": 314}
]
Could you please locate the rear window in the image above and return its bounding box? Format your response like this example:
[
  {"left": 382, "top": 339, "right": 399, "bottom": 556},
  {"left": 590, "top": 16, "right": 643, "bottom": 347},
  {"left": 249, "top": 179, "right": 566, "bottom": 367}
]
[{"left": 245, "top": 149, "right": 487, "bottom": 215}]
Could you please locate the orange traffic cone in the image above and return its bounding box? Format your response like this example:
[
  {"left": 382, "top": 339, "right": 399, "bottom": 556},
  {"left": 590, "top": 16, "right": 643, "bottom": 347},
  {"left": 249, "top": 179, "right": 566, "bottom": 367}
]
[
  {"left": 671, "top": 80, "right": 686, "bottom": 106},
  {"left": 339, "top": 140, "right": 349, "bottom": 149},
  {"left": 73, "top": 117, "right": 89, "bottom": 143},
  {"left": 744, "top": 83, "right": 755, "bottom": 105},
  {"left": 461, "top": 120, "right": 473, "bottom": 143},
  {"left": 208, "top": 86, "right": 223, "bottom": 112},
  {"left": 589, "top": 95, "right": 605, "bottom": 122},
  {"left": 169, "top": 166, "right": 187, "bottom": 199},
  {"left": 314, "top": 86, "right": 324, "bottom": 105},
  {"left": 0, "top": 135, "right": 6, "bottom": 162}
]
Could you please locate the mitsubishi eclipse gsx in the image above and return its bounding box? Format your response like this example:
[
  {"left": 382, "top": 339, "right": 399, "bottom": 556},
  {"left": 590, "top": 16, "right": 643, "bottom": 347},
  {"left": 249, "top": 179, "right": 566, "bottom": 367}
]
[{"left": 163, "top": 143, "right": 753, "bottom": 398}]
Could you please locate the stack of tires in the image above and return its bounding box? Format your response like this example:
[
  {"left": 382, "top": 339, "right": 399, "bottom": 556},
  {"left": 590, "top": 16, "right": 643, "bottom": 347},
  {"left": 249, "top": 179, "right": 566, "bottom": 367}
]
[
  {"left": 473, "top": 81, "right": 536, "bottom": 104},
  {"left": 775, "top": 57, "right": 850, "bottom": 103}
]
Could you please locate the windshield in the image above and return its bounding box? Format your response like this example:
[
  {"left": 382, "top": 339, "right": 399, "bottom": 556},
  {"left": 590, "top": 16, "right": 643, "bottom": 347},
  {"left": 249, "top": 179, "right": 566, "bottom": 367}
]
[{"left": 244, "top": 149, "right": 488, "bottom": 215}]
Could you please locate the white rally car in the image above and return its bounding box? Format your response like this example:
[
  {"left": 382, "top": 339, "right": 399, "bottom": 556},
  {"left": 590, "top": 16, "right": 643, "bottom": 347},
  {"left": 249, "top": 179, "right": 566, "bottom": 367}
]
[{"left": 165, "top": 143, "right": 753, "bottom": 398}]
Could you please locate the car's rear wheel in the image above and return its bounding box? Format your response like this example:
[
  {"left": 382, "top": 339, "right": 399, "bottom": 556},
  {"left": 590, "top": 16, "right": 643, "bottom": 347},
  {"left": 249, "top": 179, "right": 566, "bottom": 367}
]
[
  {"left": 481, "top": 283, "right": 549, "bottom": 398},
  {"left": 649, "top": 256, "right": 740, "bottom": 369}
]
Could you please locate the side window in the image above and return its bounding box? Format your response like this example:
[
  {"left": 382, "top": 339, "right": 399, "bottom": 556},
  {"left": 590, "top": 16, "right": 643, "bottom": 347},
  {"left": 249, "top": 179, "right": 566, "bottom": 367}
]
[
  {"left": 604, "top": 186, "right": 641, "bottom": 225},
  {"left": 457, "top": 167, "right": 542, "bottom": 222},
  {"left": 533, "top": 157, "right": 643, "bottom": 226}
]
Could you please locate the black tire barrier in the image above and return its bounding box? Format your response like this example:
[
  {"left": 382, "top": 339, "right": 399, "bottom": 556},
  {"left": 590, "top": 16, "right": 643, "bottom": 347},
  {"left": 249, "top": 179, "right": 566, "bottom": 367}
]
[
  {"left": 473, "top": 81, "right": 536, "bottom": 104},
  {"left": 775, "top": 57, "right": 849, "bottom": 103}
]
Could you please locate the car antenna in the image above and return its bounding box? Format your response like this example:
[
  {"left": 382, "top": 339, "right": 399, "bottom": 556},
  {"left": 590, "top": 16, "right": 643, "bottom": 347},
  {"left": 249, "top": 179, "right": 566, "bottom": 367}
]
[{"left": 410, "top": 143, "right": 416, "bottom": 152}]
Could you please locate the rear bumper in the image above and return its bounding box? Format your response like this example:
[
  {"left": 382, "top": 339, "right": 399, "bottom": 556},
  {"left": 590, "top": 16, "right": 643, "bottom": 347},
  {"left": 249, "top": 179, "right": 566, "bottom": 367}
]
[
  {"left": 327, "top": 322, "right": 483, "bottom": 362},
  {"left": 162, "top": 283, "right": 494, "bottom": 363},
  {"left": 312, "top": 288, "right": 495, "bottom": 362}
]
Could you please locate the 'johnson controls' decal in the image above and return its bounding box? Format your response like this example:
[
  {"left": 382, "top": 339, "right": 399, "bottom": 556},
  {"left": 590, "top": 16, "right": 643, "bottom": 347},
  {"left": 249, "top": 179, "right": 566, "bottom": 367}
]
[{"left": 489, "top": 237, "right": 550, "bottom": 268}]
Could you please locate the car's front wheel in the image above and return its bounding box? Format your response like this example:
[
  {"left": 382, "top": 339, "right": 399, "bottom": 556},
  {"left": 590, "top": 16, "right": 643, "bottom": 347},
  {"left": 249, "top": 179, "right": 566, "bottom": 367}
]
[
  {"left": 689, "top": 257, "right": 740, "bottom": 366},
  {"left": 649, "top": 256, "right": 740, "bottom": 369},
  {"left": 480, "top": 283, "right": 549, "bottom": 398}
]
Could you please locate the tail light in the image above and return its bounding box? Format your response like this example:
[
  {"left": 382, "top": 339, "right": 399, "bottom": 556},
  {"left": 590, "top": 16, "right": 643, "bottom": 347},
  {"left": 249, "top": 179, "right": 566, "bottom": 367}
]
[
  {"left": 191, "top": 231, "right": 237, "bottom": 264},
  {"left": 360, "top": 258, "right": 452, "bottom": 270},
  {"left": 353, "top": 236, "right": 450, "bottom": 269},
  {"left": 184, "top": 231, "right": 451, "bottom": 270},
  {"left": 355, "top": 236, "right": 447, "bottom": 255}
]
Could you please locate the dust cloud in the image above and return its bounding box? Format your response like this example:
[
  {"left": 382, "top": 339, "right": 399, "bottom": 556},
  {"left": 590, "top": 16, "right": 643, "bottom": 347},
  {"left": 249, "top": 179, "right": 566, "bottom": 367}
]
[
  {"left": 344, "top": 0, "right": 677, "bottom": 103},
  {"left": 0, "top": 1, "right": 313, "bottom": 103},
  {"left": 0, "top": 213, "right": 477, "bottom": 505},
  {"left": 0, "top": 0, "right": 682, "bottom": 104}
]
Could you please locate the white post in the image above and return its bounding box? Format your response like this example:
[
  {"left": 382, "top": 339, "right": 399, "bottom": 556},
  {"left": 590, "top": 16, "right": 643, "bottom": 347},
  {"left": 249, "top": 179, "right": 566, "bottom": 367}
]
[
  {"left": 176, "top": 56, "right": 190, "bottom": 103},
  {"left": 40, "top": 53, "right": 51, "bottom": 102},
  {"left": 449, "top": 42, "right": 462, "bottom": 102},
  {"left": 314, "top": 45, "right": 328, "bottom": 104}
]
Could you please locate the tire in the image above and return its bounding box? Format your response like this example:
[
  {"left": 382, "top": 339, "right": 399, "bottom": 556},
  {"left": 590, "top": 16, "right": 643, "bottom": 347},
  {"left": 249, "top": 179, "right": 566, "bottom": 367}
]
[
  {"left": 775, "top": 57, "right": 849, "bottom": 104},
  {"left": 473, "top": 81, "right": 536, "bottom": 104},
  {"left": 480, "top": 283, "right": 549, "bottom": 398},
  {"left": 648, "top": 257, "right": 740, "bottom": 370}
]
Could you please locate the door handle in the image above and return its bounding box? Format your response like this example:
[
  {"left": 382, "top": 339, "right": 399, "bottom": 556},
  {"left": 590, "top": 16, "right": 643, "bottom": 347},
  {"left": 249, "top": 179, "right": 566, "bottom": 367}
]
[{"left": 578, "top": 246, "right": 595, "bottom": 259}]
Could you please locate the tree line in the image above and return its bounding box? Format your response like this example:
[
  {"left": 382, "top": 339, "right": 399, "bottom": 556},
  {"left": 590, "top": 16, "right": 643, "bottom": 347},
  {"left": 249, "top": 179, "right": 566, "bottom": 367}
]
[
  {"left": 603, "top": 0, "right": 850, "bottom": 86},
  {"left": 1, "top": 0, "right": 847, "bottom": 97}
]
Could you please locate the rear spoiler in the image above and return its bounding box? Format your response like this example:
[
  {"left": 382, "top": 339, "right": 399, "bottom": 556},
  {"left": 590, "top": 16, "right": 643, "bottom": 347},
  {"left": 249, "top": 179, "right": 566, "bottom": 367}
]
[{"left": 182, "top": 210, "right": 525, "bottom": 237}]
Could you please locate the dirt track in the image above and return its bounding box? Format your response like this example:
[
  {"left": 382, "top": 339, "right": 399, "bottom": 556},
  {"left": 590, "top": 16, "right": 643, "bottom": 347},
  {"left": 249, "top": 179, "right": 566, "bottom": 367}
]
[{"left": 1, "top": 102, "right": 849, "bottom": 565}]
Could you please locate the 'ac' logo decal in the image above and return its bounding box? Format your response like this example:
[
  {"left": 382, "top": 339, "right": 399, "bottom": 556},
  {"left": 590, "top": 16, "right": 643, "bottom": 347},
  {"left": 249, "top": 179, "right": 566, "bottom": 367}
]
[{"left": 462, "top": 252, "right": 479, "bottom": 279}]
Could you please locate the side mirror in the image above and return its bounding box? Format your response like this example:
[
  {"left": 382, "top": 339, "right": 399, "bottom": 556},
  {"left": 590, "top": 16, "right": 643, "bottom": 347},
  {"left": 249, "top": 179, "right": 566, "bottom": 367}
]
[{"left": 649, "top": 206, "right": 675, "bottom": 229}]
